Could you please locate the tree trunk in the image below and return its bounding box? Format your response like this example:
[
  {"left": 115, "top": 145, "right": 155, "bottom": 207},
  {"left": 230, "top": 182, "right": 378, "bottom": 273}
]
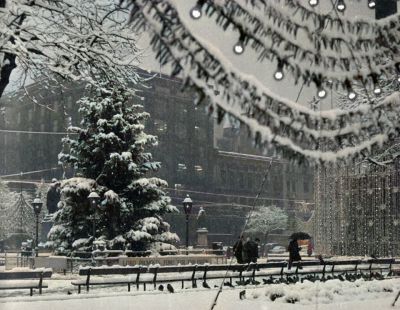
[
  {"left": 0, "top": 1, "right": 26, "bottom": 100},
  {"left": 264, "top": 232, "right": 269, "bottom": 258},
  {"left": 0, "top": 53, "right": 17, "bottom": 99}
]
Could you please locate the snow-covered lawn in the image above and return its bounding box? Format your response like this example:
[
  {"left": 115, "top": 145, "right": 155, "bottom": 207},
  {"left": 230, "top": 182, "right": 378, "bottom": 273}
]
[{"left": 2, "top": 275, "right": 400, "bottom": 309}]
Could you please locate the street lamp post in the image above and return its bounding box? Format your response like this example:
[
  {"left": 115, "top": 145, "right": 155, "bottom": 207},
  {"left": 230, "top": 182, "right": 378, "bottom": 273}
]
[
  {"left": 32, "top": 196, "right": 43, "bottom": 257},
  {"left": 88, "top": 191, "right": 101, "bottom": 249},
  {"left": 182, "top": 194, "right": 193, "bottom": 255}
]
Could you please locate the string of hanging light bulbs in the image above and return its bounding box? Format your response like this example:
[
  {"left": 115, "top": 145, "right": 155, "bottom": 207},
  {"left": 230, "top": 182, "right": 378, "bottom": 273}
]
[
  {"left": 189, "top": 0, "right": 383, "bottom": 101},
  {"left": 191, "top": 0, "right": 377, "bottom": 17},
  {"left": 309, "top": 0, "right": 376, "bottom": 9}
]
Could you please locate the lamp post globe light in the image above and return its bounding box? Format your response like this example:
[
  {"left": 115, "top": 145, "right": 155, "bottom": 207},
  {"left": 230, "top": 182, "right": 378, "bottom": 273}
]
[
  {"left": 182, "top": 194, "right": 193, "bottom": 255},
  {"left": 32, "top": 196, "right": 43, "bottom": 257},
  {"left": 88, "top": 191, "right": 100, "bottom": 248}
]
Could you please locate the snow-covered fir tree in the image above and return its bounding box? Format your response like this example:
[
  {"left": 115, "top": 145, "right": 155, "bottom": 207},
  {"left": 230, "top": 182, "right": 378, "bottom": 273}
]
[
  {"left": 48, "top": 82, "right": 179, "bottom": 255},
  {"left": 245, "top": 205, "right": 288, "bottom": 243}
]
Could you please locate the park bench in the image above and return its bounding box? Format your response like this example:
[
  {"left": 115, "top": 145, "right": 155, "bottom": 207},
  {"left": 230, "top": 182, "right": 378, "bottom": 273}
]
[
  {"left": 71, "top": 258, "right": 397, "bottom": 294},
  {"left": 72, "top": 262, "right": 289, "bottom": 293},
  {"left": 0, "top": 269, "right": 52, "bottom": 296},
  {"left": 72, "top": 265, "right": 203, "bottom": 293},
  {"left": 286, "top": 258, "right": 395, "bottom": 281}
]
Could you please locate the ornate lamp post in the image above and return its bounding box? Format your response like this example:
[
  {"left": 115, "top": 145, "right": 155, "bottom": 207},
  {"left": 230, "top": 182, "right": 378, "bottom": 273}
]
[
  {"left": 182, "top": 194, "right": 193, "bottom": 255},
  {"left": 88, "top": 191, "right": 101, "bottom": 246},
  {"left": 32, "top": 196, "right": 43, "bottom": 257}
]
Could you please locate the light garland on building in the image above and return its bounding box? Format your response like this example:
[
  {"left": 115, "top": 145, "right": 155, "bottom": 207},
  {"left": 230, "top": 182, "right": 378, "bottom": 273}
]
[{"left": 315, "top": 156, "right": 400, "bottom": 257}]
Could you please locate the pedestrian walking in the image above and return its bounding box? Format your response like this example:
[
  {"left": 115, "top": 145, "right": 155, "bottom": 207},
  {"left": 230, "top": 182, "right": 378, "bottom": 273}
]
[
  {"left": 249, "top": 238, "right": 260, "bottom": 263},
  {"left": 233, "top": 235, "right": 244, "bottom": 264},
  {"left": 288, "top": 238, "right": 301, "bottom": 270},
  {"left": 307, "top": 238, "right": 314, "bottom": 257},
  {"left": 242, "top": 237, "right": 252, "bottom": 264}
]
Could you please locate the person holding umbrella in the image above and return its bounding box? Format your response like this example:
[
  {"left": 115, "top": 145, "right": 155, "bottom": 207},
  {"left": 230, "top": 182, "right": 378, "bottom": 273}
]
[{"left": 287, "top": 238, "right": 302, "bottom": 270}]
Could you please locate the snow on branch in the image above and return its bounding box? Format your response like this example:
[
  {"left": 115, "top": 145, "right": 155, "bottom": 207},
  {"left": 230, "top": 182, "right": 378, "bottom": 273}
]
[
  {"left": 127, "top": 0, "right": 400, "bottom": 163},
  {"left": 0, "top": 0, "right": 141, "bottom": 99},
  {"left": 204, "top": 0, "right": 400, "bottom": 89}
]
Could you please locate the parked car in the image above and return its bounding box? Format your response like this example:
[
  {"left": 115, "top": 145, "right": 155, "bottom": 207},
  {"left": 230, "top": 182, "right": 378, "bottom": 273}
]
[{"left": 269, "top": 245, "right": 286, "bottom": 254}]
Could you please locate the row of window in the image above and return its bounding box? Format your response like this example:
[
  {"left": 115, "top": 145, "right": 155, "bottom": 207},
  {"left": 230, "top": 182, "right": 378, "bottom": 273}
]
[{"left": 218, "top": 167, "right": 311, "bottom": 194}]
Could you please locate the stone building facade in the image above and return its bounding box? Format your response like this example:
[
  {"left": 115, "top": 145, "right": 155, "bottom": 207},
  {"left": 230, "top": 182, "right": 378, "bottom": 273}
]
[{"left": 0, "top": 71, "right": 314, "bottom": 246}]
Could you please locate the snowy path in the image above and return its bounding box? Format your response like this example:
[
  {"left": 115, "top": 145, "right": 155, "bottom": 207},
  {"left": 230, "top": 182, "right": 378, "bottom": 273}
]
[
  {"left": 1, "top": 288, "right": 400, "bottom": 310},
  {"left": 2, "top": 277, "right": 400, "bottom": 310}
]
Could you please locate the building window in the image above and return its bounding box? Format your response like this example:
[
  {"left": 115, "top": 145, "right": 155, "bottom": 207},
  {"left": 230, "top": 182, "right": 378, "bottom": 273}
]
[
  {"left": 304, "top": 180, "right": 310, "bottom": 193},
  {"left": 28, "top": 109, "right": 33, "bottom": 122},
  {"left": 221, "top": 169, "right": 226, "bottom": 185},
  {"left": 239, "top": 172, "right": 245, "bottom": 188},
  {"left": 248, "top": 174, "right": 253, "bottom": 190},
  {"left": 154, "top": 119, "right": 167, "bottom": 133}
]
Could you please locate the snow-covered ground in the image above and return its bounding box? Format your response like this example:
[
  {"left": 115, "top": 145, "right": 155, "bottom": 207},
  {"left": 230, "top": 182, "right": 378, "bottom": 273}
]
[{"left": 1, "top": 273, "right": 400, "bottom": 309}]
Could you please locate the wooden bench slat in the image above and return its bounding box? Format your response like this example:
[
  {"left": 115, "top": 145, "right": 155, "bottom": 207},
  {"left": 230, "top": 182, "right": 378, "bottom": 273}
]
[
  {"left": 0, "top": 283, "right": 49, "bottom": 289},
  {"left": 0, "top": 271, "right": 52, "bottom": 280}
]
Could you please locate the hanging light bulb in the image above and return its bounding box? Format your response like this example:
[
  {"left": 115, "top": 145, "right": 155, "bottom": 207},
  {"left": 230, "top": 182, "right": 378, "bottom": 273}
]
[
  {"left": 337, "top": 0, "right": 346, "bottom": 12},
  {"left": 313, "top": 76, "right": 327, "bottom": 99},
  {"left": 274, "top": 60, "right": 284, "bottom": 81},
  {"left": 233, "top": 32, "right": 245, "bottom": 55},
  {"left": 348, "top": 90, "right": 357, "bottom": 101},
  {"left": 233, "top": 41, "right": 244, "bottom": 55},
  {"left": 317, "top": 87, "right": 327, "bottom": 99},
  {"left": 371, "top": 73, "right": 381, "bottom": 95},
  {"left": 274, "top": 70, "right": 284, "bottom": 81},
  {"left": 373, "top": 87, "right": 381, "bottom": 95},
  {"left": 309, "top": 0, "right": 318, "bottom": 7},
  {"left": 395, "top": 63, "right": 400, "bottom": 83},
  {"left": 345, "top": 79, "right": 357, "bottom": 101},
  {"left": 190, "top": 0, "right": 205, "bottom": 20},
  {"left": 368, "top": 0, "right": 376, "bottom": 9}
]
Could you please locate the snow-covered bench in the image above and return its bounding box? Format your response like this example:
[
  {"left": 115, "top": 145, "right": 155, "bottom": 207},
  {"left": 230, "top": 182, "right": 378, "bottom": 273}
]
[
  {"left": 0, "top": 269, "right": 53, "bottom": 296},
  {"left": 72, "top": 265, "right": 202, "bottom": 293},
  {"left": 72, "top": 259, "right": 396, "bottom": 293},
  {"left": 72, "top": 262, "right": 290, "bottom": 293},
  {"left": 286, "top": 258, "right": 394, "bottom": 280}
]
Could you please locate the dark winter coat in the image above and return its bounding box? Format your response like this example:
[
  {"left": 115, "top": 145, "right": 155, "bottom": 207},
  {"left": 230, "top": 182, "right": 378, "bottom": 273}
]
[
  {"left": 46, "top": 183, "right": 61, "bottom": 214},
  {"left": 242, "top": 240, "right": 256, "bottom": 264},
  {"left": 288, "top": 240, "right": 301, "bottom": 262},
  {"left": 233, "top": 239, "right": 244, "bottom": 263},
  {"left": 242, "top": 241, "right": 250, "bottom": 264},
  {"left": 248, "top": 241, "right": 259, "bottom": 263}
]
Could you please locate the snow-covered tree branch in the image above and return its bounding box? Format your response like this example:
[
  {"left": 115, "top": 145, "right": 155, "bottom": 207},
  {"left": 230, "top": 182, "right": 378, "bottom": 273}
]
[
  {"left": 125, "top": 0, "right": 400, "bottom": 163},
  {"left": 0, "top": 0, "right": 140, "bottom": 100},
  {"left": 245, "top": 205, "right": 288, "bottom": 243}
]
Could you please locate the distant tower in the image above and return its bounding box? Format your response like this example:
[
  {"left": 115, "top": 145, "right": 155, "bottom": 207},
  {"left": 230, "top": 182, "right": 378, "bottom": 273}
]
[{"left": 375, "top": 0, "right": 397, "bottom": 19}]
